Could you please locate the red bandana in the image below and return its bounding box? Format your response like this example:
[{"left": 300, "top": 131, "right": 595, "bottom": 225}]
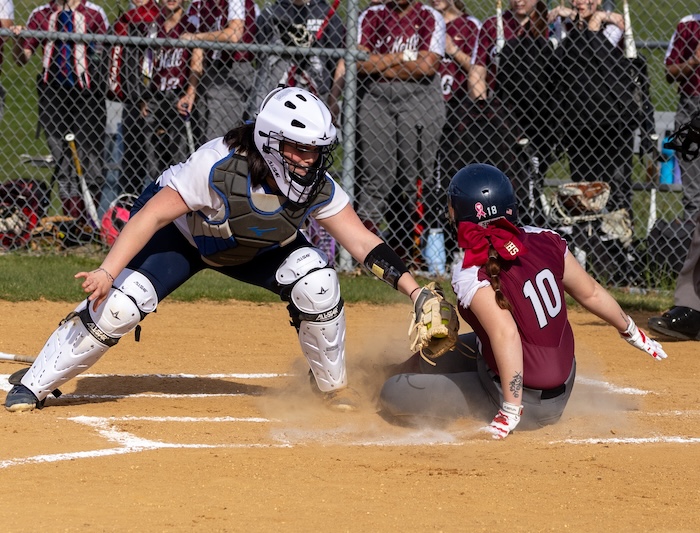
[{"left": 457, "top": 218, "right": 527, "bottom": 268}]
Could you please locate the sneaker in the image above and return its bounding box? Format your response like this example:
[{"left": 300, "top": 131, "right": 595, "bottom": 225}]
[
  {"left": 4, "top": 385, "right": 43, "bottom": 412},
  {"left": 322, "top": 387, "right": 361, "bottom": 412}
]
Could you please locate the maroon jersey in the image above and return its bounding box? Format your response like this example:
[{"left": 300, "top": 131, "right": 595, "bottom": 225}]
[
  {"left": 24, "top": 0, "right": 109, "bottom": 89},
  {"left": 453, "top": 227, "right": 574, "bottom": 390},
  {"left": 439, "top": 14, "right": 480, "bottom": 101},
  {"left": 665, "top": 15, "right": 700, "bottom": 97},
  {"left": 109, "top": 2, "right": 160, "bottom": 100},
  {"left": 358, "top": 2, "right": 445, "bottom": 57},
  {"left": 186, "top": 0, "right": 256, "bottom": 63},
  {"left": 151, "top": 17, "right": 197, "bottom": 93}
]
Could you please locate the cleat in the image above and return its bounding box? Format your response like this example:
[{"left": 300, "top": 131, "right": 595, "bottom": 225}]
[
  {"left": 4, "top": 385, "right": 44, "bottom": 412},
  {"left": 322, "top": 387, "right": 361, "bottom": 412}
]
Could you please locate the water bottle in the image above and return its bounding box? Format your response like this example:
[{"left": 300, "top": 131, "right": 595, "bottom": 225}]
[
  {"left": 659, "top": 131, "right": 675, "bottom": 185},
  {"left": 422, "top": 228, "right": 447, "bottom": 277}
]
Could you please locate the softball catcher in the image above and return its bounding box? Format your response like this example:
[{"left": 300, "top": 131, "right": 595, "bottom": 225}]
[{"left": 5, "top": 86, "right": 458, "bottom": 413}]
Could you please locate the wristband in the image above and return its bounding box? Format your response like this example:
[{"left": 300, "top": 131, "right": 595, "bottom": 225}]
[
  {"left": 502, "top": 401, "right": 523, "bottom": 417},
  {"left": 364, "top": 243, "right": 409, "bottom": 289}
]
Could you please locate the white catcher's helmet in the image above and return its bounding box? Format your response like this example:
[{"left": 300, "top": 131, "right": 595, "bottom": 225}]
[{"left": 254, "top": 86, "right": 337, "bottom": 207}]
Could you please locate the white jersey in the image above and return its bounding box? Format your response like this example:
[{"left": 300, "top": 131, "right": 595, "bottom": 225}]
[{"left": 157, "top": 137, "right": 350, "bottom": 247}]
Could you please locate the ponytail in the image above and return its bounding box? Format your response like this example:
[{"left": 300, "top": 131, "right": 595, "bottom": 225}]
[{"left": 485, "top": 246, "right": 512, "bottom": 311}]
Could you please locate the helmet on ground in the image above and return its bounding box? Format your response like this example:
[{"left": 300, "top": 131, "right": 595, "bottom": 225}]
[
  {"left": 448, "top": 164, "right": 517, "bottom": 226},
  {"left": 254, "top": 86, "right": 337, "bottom": 207},
  {"left": 100, "top": 194, "right": 137, "bottom": 247}
]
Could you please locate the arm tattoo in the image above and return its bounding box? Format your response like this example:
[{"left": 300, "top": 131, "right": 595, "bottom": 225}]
[{"left": 509, "top": 371, "right": 523, "bottom": 399}]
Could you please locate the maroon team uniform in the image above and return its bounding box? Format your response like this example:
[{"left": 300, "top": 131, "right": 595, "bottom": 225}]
[
  {"left": 355, "top": 2, "right": 446, "bottom": 265},
  {"left": 185, "top": 0, "right": 257, "bottom": 137},
  {"left": 435, "top": 13, "right": 480, "bottom": 214},
  {"left": 459, "top": 228, "right": 575, "bottom": 390},
  {"left": 22, "top": 0, "right": 109, "bottom": 225}
]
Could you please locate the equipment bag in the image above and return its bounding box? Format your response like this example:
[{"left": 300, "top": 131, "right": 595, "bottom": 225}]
[
  {"left": 0, "top": 179, "right": 51, "bottom": 250},
  {"left": 646, "top": 218, "right": 696, "bottom": 276}
]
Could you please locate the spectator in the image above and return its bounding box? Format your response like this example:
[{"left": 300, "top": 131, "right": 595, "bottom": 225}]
[
  {"left": 468, "top": 0, "right": 556, "bottom": 225},
  {"left": 426, "top": 0, "right": 479, "bottom": 265},
  {"left": 250, "top": 0, "right": 345, "bottom": 113},
  {"left": 550, "top": 0, "right": 647, "bottom": 216},
  {"left": 327, "top": 0, "right": 382, "bottom": 125},
  {"left": 139, "top": 0, "right": 203, "bottom": 179},
  {"left": 0, "top": 0, "right": 13, "bottom": 124},
  {"left": 12, "top": 0, "right": 109, "bottom": 229},
  {"left": 648, "top": 109, "right": 700, "bottom": 342},
  {"left": 431, "top": 0, "right": 479, "bottom": 181},
  {"left": 354, "top": 0, "right": 446, "bottom": 266},
  {"left": 379, "top": 164, "right": 667, "bottom": 435},
  {"left": 648, "top": 213, "right": 700, "bottom": 341},
  {"left": 664, "top": 14, "right": 700, "bottom": 220},
  {"left": 182, "top": 0, "right": 257, "bottom": 139},
  {"left": 110, "top": 0, "right": 167, "bottom": 196}
]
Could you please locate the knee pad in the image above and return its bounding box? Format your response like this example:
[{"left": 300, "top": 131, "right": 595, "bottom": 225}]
[
  {"left": 86, "top": 268, "right": 158, "bottom": 341},
  {"left": 21, "top": 269, "right": 158, "bottom": 401},
  {"left": 277, "top": 247, "right": 347, "bottom": 392}
]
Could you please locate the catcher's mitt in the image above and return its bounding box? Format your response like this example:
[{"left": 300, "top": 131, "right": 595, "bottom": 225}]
[
  {"left": 556, "top": 182, "right": 610, "bottom": 215},
  {"left": 408, "top": 282, "right": 459, "bottom": 362}
]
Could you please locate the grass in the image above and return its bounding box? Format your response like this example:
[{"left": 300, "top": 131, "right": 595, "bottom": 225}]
[
  {"left": 0, "top": 253, "right": 674, "bottom": 313},
  {"left": 0, "top": 1, "right": 687, "bottom": 303}
]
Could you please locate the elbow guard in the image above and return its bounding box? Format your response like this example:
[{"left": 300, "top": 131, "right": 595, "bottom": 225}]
[{"left": 363, "top": 243, "right": 409, "bottom": 289}]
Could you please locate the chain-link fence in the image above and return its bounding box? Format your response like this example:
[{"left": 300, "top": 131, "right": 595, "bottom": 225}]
[{"left": 0, "top": 0, "right": 696, "bottom": 290}]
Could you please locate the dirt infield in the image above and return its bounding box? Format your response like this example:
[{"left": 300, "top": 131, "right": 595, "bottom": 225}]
[{"left": 1, "top": 299, "right": 699, "bottom": 532}]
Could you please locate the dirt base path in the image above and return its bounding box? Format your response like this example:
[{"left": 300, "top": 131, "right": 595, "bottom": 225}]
[{"left": 1, "top": 300, "right": 698, "bottom": 532}]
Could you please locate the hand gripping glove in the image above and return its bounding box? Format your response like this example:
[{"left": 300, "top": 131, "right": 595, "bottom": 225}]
[
  {"left": 620, "top": 316, "right": 668, "bottom": 361},
  {"left": 408, "top": 282, "right": 459, "bottom": 361},
  {"left": 485, "top": 401, "right": 522, "bottom": 440}
]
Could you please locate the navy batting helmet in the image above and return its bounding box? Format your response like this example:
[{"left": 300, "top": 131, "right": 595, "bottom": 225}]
[{"left": 448, "top": 164, "right": 517, "bottom": 226}]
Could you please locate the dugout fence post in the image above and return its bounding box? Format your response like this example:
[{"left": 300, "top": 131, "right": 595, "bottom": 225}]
[{"left": 337, "top": 0, "right": 361, "bottom": 273}]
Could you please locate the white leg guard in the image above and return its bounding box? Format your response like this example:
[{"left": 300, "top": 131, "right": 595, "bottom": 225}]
[
  {"left": 21, "top": 269, "right": 158, "bottom": 401},
  {"left": 277, "top": 247, "right": 347, "bottom": 392}
]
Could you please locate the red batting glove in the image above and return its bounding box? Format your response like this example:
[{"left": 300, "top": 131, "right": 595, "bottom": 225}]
[
  {"left": 620, "top": 316, "right": 668, "bottom": 361},
  {"left": 485, "top": 401, "right": 523, "bottom": 440}
]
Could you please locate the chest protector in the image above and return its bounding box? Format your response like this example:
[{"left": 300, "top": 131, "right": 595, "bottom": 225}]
[{"left": 186, "top": 153, "right": 333, "bottom": 266}]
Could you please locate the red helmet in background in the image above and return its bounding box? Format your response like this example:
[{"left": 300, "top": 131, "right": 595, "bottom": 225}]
[{"left": 100, "top": 194, "right": 137, "bottom": 247}]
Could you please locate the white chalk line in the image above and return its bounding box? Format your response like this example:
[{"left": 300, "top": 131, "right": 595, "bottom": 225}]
[
  {"left": 0, "top": 371, "right": 695, "bottom": 470},
  {"left": 0, "top": 415, "right": 291, "bottom": 470}
]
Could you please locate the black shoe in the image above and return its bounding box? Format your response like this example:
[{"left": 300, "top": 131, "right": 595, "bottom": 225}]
[
  {"left": 648, "top": 306, "right": 700, "bottom": 341},
  {"left": 4, "top": 385, "right": 44, "bottom": 412}
]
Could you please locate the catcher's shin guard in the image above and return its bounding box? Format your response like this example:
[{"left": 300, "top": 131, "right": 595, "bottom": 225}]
[
  {"left": 21, "top": 269, "right": 158, "bottom": 401},
  {"left": 277, "top": 247, "right": 347, "bottom": 392}
]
